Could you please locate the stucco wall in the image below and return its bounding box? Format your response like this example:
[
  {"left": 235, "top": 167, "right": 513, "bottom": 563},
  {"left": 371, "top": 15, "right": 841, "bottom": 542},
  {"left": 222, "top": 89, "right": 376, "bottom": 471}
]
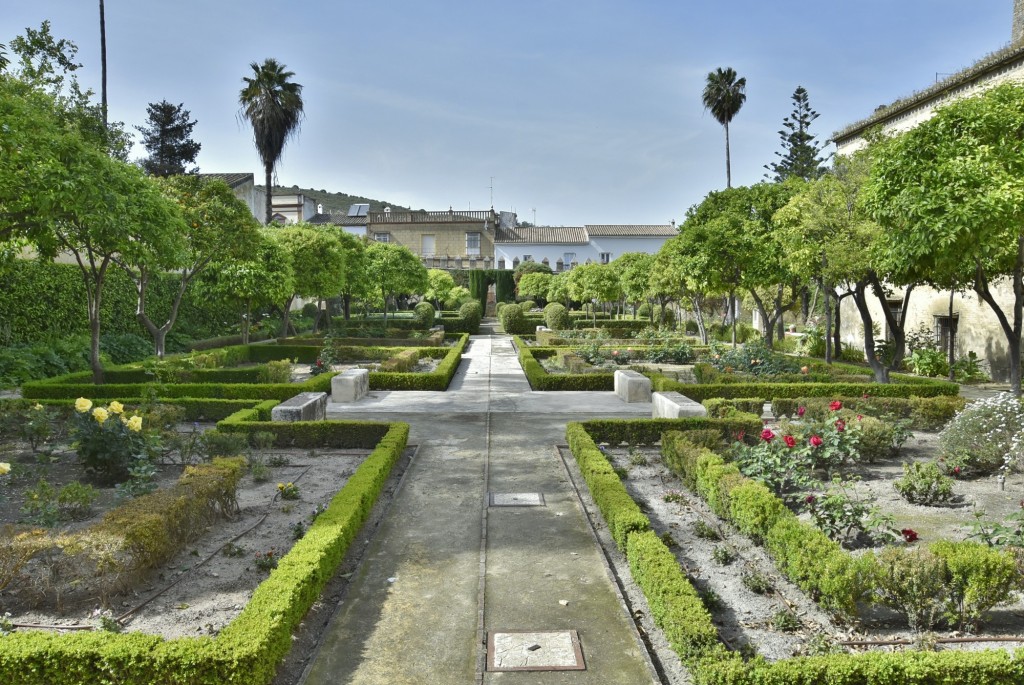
[{"left": 371, "top": 222, "right": 495, "bottom": 259}]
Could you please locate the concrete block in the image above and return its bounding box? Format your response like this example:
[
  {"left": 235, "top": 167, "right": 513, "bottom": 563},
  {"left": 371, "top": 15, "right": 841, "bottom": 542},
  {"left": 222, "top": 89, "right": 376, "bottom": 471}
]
[
  {"left": 536, "top": 325, "right": 551, "bottom": 333},
  {"left": 331, "top": 368, "right": 369, "bottom": 403},
  {"left": 614, "top": 369, "right": 652, "bottom": 403},
  {"left": 271, "top": 392, "right": 328, "bottom": 422},
  {"left": 652, "top": 391, "right": 707, "bottom": 418}
]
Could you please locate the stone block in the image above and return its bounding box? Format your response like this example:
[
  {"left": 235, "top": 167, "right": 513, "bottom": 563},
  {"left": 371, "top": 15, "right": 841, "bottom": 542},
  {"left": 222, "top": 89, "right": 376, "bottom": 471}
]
[
  {"left": 271, "top": 392, "right": 328, "bottom": 422},
  {"left": 331, "top": 368, "right": 369, "bottom": 403},
  {"left": 536, "top": 325, "right": 551, "bottom": 333},
  {"left": 652, "top": 391, "right": 707, "bottom": 418},
  {"left": 614, "top": 369, "right": 652, "bottom": 403}
]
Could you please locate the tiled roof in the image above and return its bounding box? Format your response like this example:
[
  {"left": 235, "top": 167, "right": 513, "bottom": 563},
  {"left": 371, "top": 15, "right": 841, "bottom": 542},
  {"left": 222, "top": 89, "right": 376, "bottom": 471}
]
[
  {"left": 495, "top": 226, "right": 588, "bottom": 245},
  {"left": 308, "top": 213, "right": 368, "bottom": 227},
  {"left": 585, "top": 224, "right": 677, "bottom": 237},
  {"left": 198, "top": 173, "right": 254, "bottom": 189},
  {"left": 833, "top": 41, "right": 1024, "bottom": 143}
]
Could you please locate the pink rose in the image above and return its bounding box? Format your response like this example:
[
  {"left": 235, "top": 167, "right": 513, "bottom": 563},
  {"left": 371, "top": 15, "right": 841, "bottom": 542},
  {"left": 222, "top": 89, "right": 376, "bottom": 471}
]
[
  {"left": 797, "top": 406, "right": 806, "bottom": 418},
  {"left": 835, "top": 419, "right": 846, "bottom": 432},
  {"left": 809, "top": 435, "right": 823, "bottom": 448},
  {"left": 783, "top": 435, "right": 796, "bottom": 448},
  {"left": 829, "top": 401, "right": 843, "bottom": 412},
  {"left": 760, "top": 428, "right": 775, "bottom": 442}
]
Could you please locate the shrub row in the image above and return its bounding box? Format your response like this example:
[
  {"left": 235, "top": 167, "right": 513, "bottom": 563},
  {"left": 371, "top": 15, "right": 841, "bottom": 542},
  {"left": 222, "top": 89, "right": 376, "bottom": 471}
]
[
  {"left": 368, "top": 334, "right": 468, "bottom": 391},
  {"left": 771, "top": 395, "right": 967, "bottom": 430},
  {"left": 23, "top": 372, "right": 335, "bottom": 402},
  {"left": 650, "top": 374, "right": 959, "bottom": 401},
  {"left": 578, "top": 416, "right": 762, "bottom": 446},
  {"left": 217, "top": 401, "right": 393, "bottom": 448},
  {"left": 516, "top": 339, "right": 614, "bottom": 390},
  {"left": 0, "top": 422, "right": 409, "bottom": 684},
  {"left": 569, "top": 421, "right": 1024, "bottom": 684}
]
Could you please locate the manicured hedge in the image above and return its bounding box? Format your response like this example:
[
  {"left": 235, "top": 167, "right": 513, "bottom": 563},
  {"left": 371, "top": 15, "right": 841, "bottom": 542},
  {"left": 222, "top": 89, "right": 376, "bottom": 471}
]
[
  {"left": 578, "top": 416, "right": 761, "bottom": 446},
  {"left": 650, "top": 374, "right": 959, "bottom": 401},
  {"left": 22, "top": 372, "right": 335, "bottom": 401},
  {"left": 0, "top": 420, "right": 409, "bottom": 684},
  {"left": 516, "top": 339, "right": 614, "bottom": 390},
  {"left": 567, "top": 420, "right": 1024, "bottom": 685}
]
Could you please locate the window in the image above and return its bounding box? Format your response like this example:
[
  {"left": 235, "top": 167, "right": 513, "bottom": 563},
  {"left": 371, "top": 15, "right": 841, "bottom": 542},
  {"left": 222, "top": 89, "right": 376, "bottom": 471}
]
[
  {"left": 522, "top": 254, "right": 533, "bottom": 262},
  {"left": 934, "top": 314, "right": 959, "bottom": 353},
  {"left": 421, "top": 234, "right": 435, "bottom": 256},
  {"left": 373, "top": 233, "right": 390, "bottom": 243},
  {"left": 563, "top": 252, "right": 575, "bottom": 265},
  {"left": 600, "top": 252, "right": 612, "bottom": 264},
  {"left": 466, "top": 232, "right": 481, "bottom": 256},
  {"left": 884, "top": 299, "right": 903, "bottom": 341},
  {"left": 497, "top": 258, "right": 506, "bottom": 270}
]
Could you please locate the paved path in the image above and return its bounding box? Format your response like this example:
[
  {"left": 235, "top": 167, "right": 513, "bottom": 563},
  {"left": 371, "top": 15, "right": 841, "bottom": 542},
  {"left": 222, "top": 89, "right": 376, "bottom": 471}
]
[{"left": 302, "top": 334, "right": 658, "bottom": 684}]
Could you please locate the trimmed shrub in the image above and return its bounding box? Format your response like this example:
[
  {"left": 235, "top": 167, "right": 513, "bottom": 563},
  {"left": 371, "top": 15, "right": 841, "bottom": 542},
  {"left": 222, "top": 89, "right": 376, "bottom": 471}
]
[
  {"left": 931, "top": 540, "right": 1020, "bottom": 630},
  {"left": 499, "top": 303, "right": 530, "bottom": 335},
  {"left": 519, "top": 299, "right": 536, "bottom": 312},
  {"left": 544, "top": 303, "right": 571, "bottom": 331},
  {"left": 412, "top": 301, "right": 435, "bottom": 329}
]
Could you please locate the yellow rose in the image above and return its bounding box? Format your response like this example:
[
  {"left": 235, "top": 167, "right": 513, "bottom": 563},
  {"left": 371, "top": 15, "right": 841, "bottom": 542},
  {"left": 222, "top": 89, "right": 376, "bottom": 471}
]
[
  {"left": 126, "top": 416, "right": 143, "bottom": 433},
  {"left": 33, "top": 403, "right": 43, "bottom": 411},
  {"left": 75, "top": 397, "right": 93, "bottom": 413},
  {"left": 108, "top": 401, "right": 124, "bottom": 415},
  {"left": 92, "top": 407, "right": 109, "bottom": 424},
  {"left": 0, "top": 463, "right": 10, "bottom": 476}
]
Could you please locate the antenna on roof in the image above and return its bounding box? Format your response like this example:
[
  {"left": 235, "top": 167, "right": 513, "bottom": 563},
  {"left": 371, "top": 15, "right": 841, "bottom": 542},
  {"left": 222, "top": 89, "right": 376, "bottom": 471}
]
[
  {"left": 532, "top": 208, "right": 536, "bottom": 226},
  {"left": 489, "top": 177, "right": 494, "bottom": 209}
]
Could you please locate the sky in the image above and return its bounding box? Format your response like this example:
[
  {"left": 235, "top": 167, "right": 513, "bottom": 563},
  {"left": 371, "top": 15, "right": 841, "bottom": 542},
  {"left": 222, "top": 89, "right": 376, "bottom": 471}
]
[{"left": 1, "top": 1, "right": 1015, "bottom": 226}]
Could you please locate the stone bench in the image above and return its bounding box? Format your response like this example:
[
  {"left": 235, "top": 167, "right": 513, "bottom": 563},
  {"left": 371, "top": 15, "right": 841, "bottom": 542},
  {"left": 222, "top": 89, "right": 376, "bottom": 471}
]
[
  {"left": 271, "top": 391, "right": 328, "bottom": 422},
  {"left": 614, "top": 369, "right": 652, "bottom": 403},
  {"left": 652, "top": 391, "right": 707, "bottom": 418},
  {"left": 331, "top": 368, "right": 369, "bottom": 403}
]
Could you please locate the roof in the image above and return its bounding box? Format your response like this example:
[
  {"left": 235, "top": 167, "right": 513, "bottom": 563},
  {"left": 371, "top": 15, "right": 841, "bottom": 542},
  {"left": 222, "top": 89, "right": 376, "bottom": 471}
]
[
  {"left": 308, "top": 213, "right": 369, "bottom": 227},
  {"left": 198, "top": 173, "right": 254, "bottom": 189},
  {"left": 833, "top": 41, "right": 1024, "bottom": 143},
  {"left": 585, "top": 224, "right": 677, "bottom": 237},
  {"left": 495, "top": 226, "right": 588, "bottom": 245},
  {"left": 369, "top": 209, "right": 495, "bottom": 224}
]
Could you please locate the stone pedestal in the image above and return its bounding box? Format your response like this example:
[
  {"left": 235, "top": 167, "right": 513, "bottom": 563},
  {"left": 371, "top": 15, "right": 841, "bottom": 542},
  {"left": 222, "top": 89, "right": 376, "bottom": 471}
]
[
  {"left": 331, "top": 368, "right": 369, "bottom": 403},
  {"left": 652, "top": 391, "right": 707, "bottom": 418},
  {"left": 614, "top": 369, "right": 652, "bottom": 403},
  {"left": 271, "top": 392, "right": 328, "bottom": 422}
]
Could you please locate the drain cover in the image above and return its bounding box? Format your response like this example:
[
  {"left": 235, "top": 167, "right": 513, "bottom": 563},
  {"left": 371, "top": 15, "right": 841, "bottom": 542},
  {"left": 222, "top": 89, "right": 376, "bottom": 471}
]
[
  {"left": 488, "top": 492, "right": 546, "bottom": 507},
  {"left": 487, "top": 630, "right": 584, "bottom": 671}
]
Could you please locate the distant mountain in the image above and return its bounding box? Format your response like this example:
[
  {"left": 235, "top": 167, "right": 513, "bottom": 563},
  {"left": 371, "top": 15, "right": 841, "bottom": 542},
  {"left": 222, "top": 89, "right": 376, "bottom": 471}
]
[{"left": 272, "top": 185, "right": 409, "bottom": 215}]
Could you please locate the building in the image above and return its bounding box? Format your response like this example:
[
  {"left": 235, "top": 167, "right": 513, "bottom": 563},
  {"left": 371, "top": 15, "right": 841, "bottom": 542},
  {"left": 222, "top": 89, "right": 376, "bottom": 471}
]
[
  {"left": 493, "top": 224, "right": 677, "bottom": 271},
  {"left": 831, "top": 2, "right": 1024, "bottom": 380},
  {"left": 198, "top": 173, "right": 265, "bottom": 224},
  {"left": 308, "top": 203, "right": 371, "bottom": 236},
  {"left": 359, "top": 208, "right": 506, "bottom": 269},
  {"left": 270, "top": 193, "right": 317, "bottom": 224}
]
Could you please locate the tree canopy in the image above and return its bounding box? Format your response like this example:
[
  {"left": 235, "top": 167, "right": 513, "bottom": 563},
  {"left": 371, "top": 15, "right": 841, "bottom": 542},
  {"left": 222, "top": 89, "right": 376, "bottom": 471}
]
[
  {"left": 365, "top": 242, "right": 428, "bottom": 325},
  {"left": 702, "top": 66, "right": 746, "bottom": 188},
  {"left": 135, "top": 100, "right": 201, "bottom": 176}
]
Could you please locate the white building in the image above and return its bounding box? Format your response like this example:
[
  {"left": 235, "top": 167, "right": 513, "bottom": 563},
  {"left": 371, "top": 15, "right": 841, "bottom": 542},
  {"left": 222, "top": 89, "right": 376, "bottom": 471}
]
[{"left": 493, "top": 224, "right": 677, "bottom": 271}]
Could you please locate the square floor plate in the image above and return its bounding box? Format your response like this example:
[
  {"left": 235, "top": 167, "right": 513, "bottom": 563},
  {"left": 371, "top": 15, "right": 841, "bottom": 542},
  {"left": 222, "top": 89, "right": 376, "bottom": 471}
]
[
  {"left": 487, "top": 630, "right": 584, "bottom": 671},
  {"left": 488, "top": 492, "right": 546, "bottom": 507}
]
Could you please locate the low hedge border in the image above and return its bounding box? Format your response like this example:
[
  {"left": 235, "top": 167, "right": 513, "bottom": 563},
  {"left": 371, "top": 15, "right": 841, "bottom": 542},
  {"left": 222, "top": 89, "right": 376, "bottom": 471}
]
[
  {"left": 515, "top": 338, "right": 614, "bottom": 390},
  {"left": 0, "top": 421, "right": 409, "bottom": 684},
  {"left": 771, "top": 395, "right": 968, "bottom": 431},
  {"left": 1, "top": 398, "right": 261, "bottom": 422},
  {"left": 649, "top": 373, "right": 959, "bottom": 401},
  {"left": 567, "top": 420, "right": 1024, "bottom": 684},
  {"left": 217, "top": 401, "right": 393, "bottom": 448}
]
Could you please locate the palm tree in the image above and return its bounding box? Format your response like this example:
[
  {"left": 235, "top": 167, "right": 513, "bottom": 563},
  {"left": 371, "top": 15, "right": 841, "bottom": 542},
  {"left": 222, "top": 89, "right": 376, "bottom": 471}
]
[
  {"left": 701, "top": 67, "right": 747, "bottom": 188},
  {"left": 239, "top": 59, "right": 304, "bottom": 224}
]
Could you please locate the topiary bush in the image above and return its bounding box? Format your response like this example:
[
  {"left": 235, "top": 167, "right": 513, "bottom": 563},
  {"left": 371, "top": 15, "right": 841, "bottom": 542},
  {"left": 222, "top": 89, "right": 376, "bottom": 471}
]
[
  {"left": 499, "top": 303, "right": 532, "bottom": 335},
  {"left": 518, "top": 299, "right": 536, "bottom": 312},
  {"left": 412, "top": 301, "right": 435, "bottom": 329},
  {"left": 544, "top": 303, "right": 571, "bottom": 331},
  {"left": 459, "top": 300, "right": 483, "bottom": 330}
]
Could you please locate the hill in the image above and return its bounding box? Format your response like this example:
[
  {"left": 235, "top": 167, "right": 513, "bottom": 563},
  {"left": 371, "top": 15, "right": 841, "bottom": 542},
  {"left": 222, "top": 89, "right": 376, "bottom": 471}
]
[{"left": 272, "top": 185, "right": 409, "bottom": 215}]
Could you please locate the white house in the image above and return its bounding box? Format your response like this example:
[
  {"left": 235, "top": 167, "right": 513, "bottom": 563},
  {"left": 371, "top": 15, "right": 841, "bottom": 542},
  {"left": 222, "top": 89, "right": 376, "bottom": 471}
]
[{"left": 493, "top": 224, "right": 677, "bottom": 271}]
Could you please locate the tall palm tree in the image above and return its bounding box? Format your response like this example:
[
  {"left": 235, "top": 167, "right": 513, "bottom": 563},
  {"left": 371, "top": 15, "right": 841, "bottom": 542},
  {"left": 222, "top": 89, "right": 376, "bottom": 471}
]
[
  {"left": 701, "top": 67, "right": 747, "bottom": 188},
  {"left": 239, "top": 59, "right": 304, "bottom": 224}
]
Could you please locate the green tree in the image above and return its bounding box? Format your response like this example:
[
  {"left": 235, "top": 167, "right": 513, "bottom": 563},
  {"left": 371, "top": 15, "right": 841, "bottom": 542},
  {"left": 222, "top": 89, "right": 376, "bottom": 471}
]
[
  {"left": 513, "top": 260, "right": 552, "bottom": 285},
  {"left": 120, "top": 176, "right": 259, "bottom": 357},
  {"left": 266, "top": 225, "right": 345, "bottom": 336},
  {"left": 765, "top": 86, "right": 828, "bottom": 182},
  {"left": 334, "top": 231, "right": 369, "bottom": 320},
  {"left": 0, "top": 72, "right": 185, "bottom": 380},
  {"left": 568, "top": 263, "right": 620, "bottom": 321},
  {"left": 135, "top": 100, "right": 201, "bottom": 176},
  {"left": 613, "top": 253, "right": 655, "bottom": 317},
  {"left": 866, "top": 82, "right": 1024, "bottom": 393},
  {"left": 702, "top": 66, "right": 747, "bottom": 188},
  {"left": 425, "top": 269, "right": 456, "bottom": 310},
  {"left": 650, "top": 235, "right": 706, "bottom": 339},
  {"left": 203, "top": 232, "right": 294, "bottom": 344},
  {"left": 239, "top": 58, "right": 304, "bottom": 224},
  {"left": 547, "top": 272, "right": 572, "bottom": 309},
  {"left": 365, "top": 242, "right": 428, "bottom": 326},
  {"left": 517, "top": 272, "right": 553, "bottom": 303}
]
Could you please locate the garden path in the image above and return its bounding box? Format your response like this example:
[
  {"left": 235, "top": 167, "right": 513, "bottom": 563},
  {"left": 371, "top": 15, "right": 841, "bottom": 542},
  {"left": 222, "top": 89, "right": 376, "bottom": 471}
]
[{"left": 303, "top": 334, "right": 658, "bottom": 684}]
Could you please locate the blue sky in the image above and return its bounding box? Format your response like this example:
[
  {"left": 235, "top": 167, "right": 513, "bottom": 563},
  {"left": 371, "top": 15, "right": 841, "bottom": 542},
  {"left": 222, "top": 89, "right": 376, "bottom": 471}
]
[{"left": 1, "top": 1, "right": 1014, "bottom": 225}]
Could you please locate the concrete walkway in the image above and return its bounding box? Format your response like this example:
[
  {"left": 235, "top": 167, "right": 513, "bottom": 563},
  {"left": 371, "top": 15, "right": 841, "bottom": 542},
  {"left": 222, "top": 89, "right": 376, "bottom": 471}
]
[{"left": 302, "top": 334, "right": 658, "bottom": 684}]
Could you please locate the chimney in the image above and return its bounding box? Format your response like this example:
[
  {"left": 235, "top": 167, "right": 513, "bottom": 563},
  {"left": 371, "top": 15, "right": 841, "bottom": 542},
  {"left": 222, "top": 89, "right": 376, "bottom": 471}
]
[{"left": 1015, "top": 0, "right": 1024, "bottom": 45}]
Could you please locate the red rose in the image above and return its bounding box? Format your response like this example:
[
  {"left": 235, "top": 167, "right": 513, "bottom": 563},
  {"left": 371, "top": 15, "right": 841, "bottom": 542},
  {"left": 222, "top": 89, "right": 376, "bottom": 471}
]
[
  {"left": 862, "top": 393, "right": 870, "bottom": 399},
  {"left": 783, "top": 435, "right": 796, "bottom": 448},
  {"left": 797, "top": 406, "right": 806, "bottom": 418},
  {"left": 760, "top": 428, "right": 775, "bottom": 442},
  {"left": 901, "top": 528, "right": 919, "bottom": 543},
  {"left": 804, "top": 494, "right": 816, "bottom": 505},
  {"left": 835, "top": 419, "right": 846, "bottom": 432},
  {"left": 856, "top": 414, "right": 863, "bottom": 421},
  {"left": 809, "top": 435, "right": 823, "bottom": 448},
  {"left": 953, "top": 466, "right": 961, "bottom": 475},
  {"left": 829, "top": 401, "right": 843, "bottom": 411}
]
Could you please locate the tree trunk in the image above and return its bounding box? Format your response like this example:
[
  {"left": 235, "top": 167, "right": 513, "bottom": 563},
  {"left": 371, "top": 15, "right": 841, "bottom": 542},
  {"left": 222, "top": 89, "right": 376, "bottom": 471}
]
[
  {"left": 824, "top": 279, "right": 832, "bottom": 364},
  {"left": 99, "top": 0, "right": 107, "bottom": 130},
  {"left": 729, "top": 288, "right": 737, "bottom": 348},
  {"left": 281, "top": 295, "right": 294, "bottom": 340},
  {"left": 948, "top": 290, "right": 956, "bottom": 382},
  {"left": 343, "top": 293, "right": 352, "bottom": 320},
  {"left": 264, "top": 162, "right": 273, "bottom": 225},
  {"left": 869, "top": 272, "right": 914, "bottom": 374},
  {"left": 749, "top": 291, "right": 773, "bottom": 348},
  {"left": 692, "top": 294, "right": 708, "bottom": 345},
  {"left": 851, "top": 281, "right": 889, "bottom": 383},
  {"left": 801, "top": 286, "right": 810, "bottom": 323},
  {"left": 973, "top": 248, "right": 1024, "bottom": 395},
  {"left": 242, "top": 300, "right": 251, "bottom": 345},
  {"left": 724, "top": 121, "right": 732, "bottom": 189},
  {"left": 834, "top": 290, "right": 850, "bottom": 357}
]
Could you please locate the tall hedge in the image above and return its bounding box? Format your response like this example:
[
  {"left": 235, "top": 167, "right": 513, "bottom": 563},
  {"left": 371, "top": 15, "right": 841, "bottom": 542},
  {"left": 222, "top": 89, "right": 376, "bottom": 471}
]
[{"left": 0, "top": 260, "right": 238, "bottom": 345}]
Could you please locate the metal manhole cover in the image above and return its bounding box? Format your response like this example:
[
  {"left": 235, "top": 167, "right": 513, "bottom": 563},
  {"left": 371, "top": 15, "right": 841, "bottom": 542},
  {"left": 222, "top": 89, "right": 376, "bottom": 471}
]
[
  {"left": 487, "top": 630, "right": 584, "bottom": 671},
  {"left": 488, "top": 492, "right": 546, "bottom": 507}
]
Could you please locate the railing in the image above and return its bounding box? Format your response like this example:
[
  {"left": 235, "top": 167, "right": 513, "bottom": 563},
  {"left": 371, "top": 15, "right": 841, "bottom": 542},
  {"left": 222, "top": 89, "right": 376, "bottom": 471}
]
[{"left": 369, "top": 210, "right": 495, "bottom": 224}]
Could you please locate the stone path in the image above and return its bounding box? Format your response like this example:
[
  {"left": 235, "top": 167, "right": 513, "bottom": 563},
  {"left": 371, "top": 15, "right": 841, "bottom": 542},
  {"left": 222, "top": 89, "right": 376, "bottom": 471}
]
[{"left": 302, "top": 333, "right": 658, "bottom": 684}]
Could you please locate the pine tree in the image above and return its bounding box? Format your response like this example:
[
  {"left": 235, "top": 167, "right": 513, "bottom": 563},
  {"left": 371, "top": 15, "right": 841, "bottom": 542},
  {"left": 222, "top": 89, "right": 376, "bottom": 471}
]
[
  {"left": 135, "top": 100, "right": 201, "bottom": 176},
  {"left": 765, "top": 86, "right": 828, "bottom": 182}
]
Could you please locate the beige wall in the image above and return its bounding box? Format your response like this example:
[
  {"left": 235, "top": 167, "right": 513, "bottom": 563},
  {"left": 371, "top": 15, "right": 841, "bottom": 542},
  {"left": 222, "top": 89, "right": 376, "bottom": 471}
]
[
  {"left": 371, "top": 222, "right": 495, "bottom": 259},
  {"left": 838, "top": 281, "right": 1015, "bottom": 380}
]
